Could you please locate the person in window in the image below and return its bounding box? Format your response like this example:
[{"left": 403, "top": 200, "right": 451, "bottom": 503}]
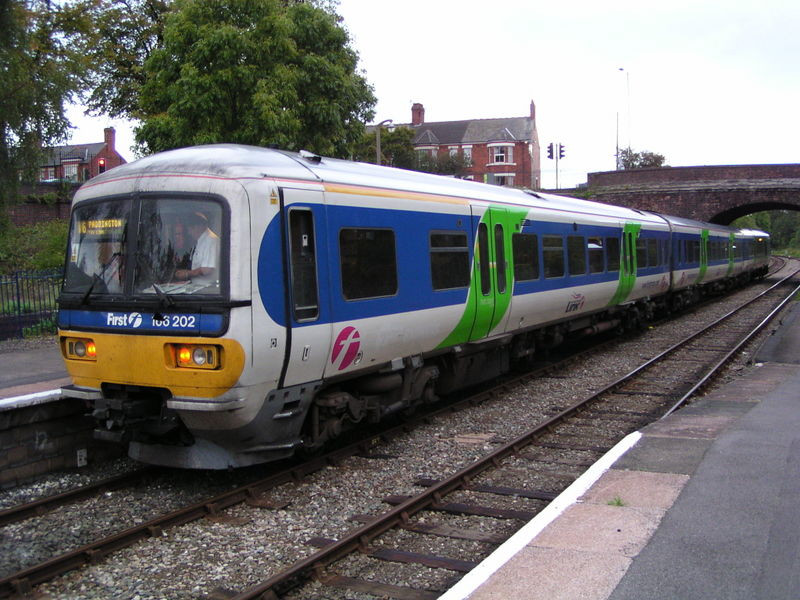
[{"left": 174, "top": 212, "right": 219, "bottom": 284}]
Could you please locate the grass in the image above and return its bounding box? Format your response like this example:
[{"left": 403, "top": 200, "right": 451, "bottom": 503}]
[{"left": 607, "top": 496, "right": 626, "bottom": 507}]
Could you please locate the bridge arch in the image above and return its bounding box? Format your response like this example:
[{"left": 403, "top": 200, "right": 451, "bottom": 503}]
[{"left": 586, "top": 164, "right": 800, "bottom": 225}]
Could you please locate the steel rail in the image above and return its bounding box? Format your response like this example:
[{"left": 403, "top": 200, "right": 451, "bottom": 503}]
[
  {"left": 230, "top": 269, "right": 800, "bottom": 600},
  {"left": 0, "top": 468, "right": 152, "bottom": 528},
  {"left": 662, "top": 279, "right": 800, "bottom": 417}
]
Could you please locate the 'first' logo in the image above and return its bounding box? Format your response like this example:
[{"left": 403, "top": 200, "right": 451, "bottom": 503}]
[
  {"left": 331, "top": 326, "right": 361, "bottom": 371},
  {"left": 106, "top": 312, "right": 143, "bottom": 328}
]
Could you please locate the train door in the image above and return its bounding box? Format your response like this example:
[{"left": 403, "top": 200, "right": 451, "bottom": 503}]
[
  {"left": 609, "top": 222, "right": 640, "bottom": 305},
  {"left": 278, "top": 188, "right": 332, "bottom": 388},
  {"left": 468, "top": 206, "right": 512, "bottom": 340},
  {"left": 696, "top": 229, "right": 709, "bottom": 284}
]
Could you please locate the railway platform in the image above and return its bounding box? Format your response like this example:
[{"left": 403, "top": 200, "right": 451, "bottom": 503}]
[
  {"left": 444, "top": 300, "right": 800, "bottom": 600},
  {"left": 0, "top": 340, "right": 66, "bottom": 408}
]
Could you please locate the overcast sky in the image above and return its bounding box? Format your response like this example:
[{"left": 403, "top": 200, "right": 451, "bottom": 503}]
[{"left": 67, "top": 0, "right": 800, "bottom": 189}]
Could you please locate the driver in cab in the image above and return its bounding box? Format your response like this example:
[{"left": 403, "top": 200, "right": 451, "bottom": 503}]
[{"left": 173, "top": 212, "right": 219, "bottom": 285}]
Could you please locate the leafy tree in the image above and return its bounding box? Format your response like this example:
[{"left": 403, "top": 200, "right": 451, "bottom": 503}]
[
  {"left": 415, "top": 150, "right": 473, "bottom": 177},
  {"left": 83, "top": 0, "right": 170, "bottom": 120},
  {"left": 134, "top": 0, "right": 375, "bottom": 157},
  {"left": 619, "top": 148, "right": 667, "bottom": 169},
  {"left": 352, "top": 126, "right": 417, "bottom": 169},
  {"left": 0, "top": 0, "right": 92, "bottom": 230}
]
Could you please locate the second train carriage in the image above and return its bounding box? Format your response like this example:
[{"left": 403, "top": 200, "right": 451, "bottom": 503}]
[{"left": 56, "top": 145, "right": 769, "bottom": 468}]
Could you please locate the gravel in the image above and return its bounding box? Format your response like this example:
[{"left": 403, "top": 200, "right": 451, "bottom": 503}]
[{"left": 1, "top": 268, "right": 794, "bottom": 599}]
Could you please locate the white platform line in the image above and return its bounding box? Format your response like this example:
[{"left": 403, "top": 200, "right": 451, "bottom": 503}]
[
  {"left": 438, "top": 430, "right": 643, "bottom": 600},
  {"left": 0, "top": 389, "right": 63, "bottom": 412}
]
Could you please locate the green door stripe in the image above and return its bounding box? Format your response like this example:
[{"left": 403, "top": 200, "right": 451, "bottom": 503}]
[
  {"left": 608, "top": 222, "right": 640, "bottom": 306},
  {"left": 696, "top": 229, "right": 709, "bottom": 284},
  {"left": 438, "top": 205, "right": 528, "bottom": 348}
]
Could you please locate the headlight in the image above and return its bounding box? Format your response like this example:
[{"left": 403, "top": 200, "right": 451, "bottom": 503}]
[
  {"left": 63, "top": 337, "right": 97, "bottom": 361},
  {"left": 170, "top": 344, "right": 220, "bottom": 370}
]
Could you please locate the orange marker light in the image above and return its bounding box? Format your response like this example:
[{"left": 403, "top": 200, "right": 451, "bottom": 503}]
[
  {"left": 178, "top": 347, "right": 192, "bottom": 364},
  {"left": 86, "top": 342, "right": 97, "bottom": 358}
]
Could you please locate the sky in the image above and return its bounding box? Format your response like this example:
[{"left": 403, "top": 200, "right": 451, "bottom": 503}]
[{"left": 66, "top": 0, "right": 800, "bottom": 189}]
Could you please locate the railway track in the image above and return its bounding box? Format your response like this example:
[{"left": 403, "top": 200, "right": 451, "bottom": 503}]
[
  {"left": 229, "top": 268, "right": 800, "bottom": 600},
  {"left": 1, "top": 265, "right": 796, "bottom": 598}
]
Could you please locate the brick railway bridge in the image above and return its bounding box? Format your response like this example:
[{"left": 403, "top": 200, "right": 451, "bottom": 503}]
[{"left": 584, "top": 164, "right": 800, "bottom": 224}]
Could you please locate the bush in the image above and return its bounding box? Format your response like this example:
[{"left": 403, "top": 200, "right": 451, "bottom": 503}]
[{"left": 0, "top": 220, "right": 68, "bottom": 274}]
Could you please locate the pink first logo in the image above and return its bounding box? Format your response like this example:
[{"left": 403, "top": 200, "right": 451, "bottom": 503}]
[{"left": 331, "top": 326, "right": 361, "bottom": 371}]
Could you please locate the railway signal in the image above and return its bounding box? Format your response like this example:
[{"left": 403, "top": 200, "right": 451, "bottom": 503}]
[{"left": 546, "top": 141, "right": 566, "bottom": 189}]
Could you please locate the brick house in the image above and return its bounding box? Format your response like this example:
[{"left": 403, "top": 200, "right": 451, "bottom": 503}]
[
  {"left": 39, "top": 127, "right": 126, "bottom": 183},
  {"left": 403, "top": 101, "right": 541, "bottom": 189}
]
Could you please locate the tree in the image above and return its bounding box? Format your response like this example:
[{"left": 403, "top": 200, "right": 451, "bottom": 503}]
[
  {"left": 134, "top": 0, "right": 375, "bottom": 157},
  {"left": 619, "top": 148, "right": 667, "bottom": 170},
  {"left": 0, "top": 0, "right": 93, "bottom": 230},
  {"left": 352, "top": 126, "right": 417, "bottom": 169},
  {"left": 415, "top": 151, "right": 473, "bottom": 177},
  {"left": 83, "top": 0, "right": 170, "bottom": 120}
]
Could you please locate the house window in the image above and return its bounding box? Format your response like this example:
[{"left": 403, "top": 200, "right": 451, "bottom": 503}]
[
  {"left": 494, "top": 174, "right": 515, "bottom": 187},
  {"left": 448, "top": 146, "right": 459, "bottom": 158},
  {"left": 490, "top": 145, "right": 514, "bottom": 164},
  {"left": 462, "top": 146, "right": 472, "bottom": 164},
  {"left": 63, "top": 163, "right": 78, "bottom": 181}
]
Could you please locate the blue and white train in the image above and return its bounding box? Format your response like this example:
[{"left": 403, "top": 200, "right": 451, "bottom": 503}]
[{"left": 56, "top": 145, "right": 770, "bottom": 469}]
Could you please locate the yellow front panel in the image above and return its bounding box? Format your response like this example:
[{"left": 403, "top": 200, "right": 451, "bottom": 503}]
[{"left": 59, "top": 331, "right": 246, "bottom": 398}]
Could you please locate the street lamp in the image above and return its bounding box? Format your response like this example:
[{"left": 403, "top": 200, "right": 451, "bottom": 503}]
[
  {"left": 619, "top": 67, "right": 631, "bottom": 151},
  {"left": 375, "top": 119, "right": 393, "bottom": 165}
]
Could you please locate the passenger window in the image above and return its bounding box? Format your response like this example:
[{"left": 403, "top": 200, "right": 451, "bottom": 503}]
[
  {"left": 588, "top": 238, "right": 604, "bottom": 273},
  {"left": 478, "top": 223, "right": 491, "bottom": 295},
  {"left": 512, "top": 233, "right": 539, "bottom": 281},
  {"left": 606, "top": 237, "right": 620, "bottom": 272},
  {"left": 495, "top": 224, "right": 506, "bottom": 293},
  {"left": 636, "top": 238, "right": 647, "bottom": 269},
  {"left": 289, "top": 209, "right": 319, "bottom": 321},
  {"left": 543, "top": 236, "right": 564, "bottom": 278},
  {"left": 647, "top": 239, "right": 658, "bottom": 267},
  {"left": 340, "top": 228, "right": 397, "bottom": 300},
  {"left": 430, "top": 231, "right": 470, "bottom": 290},
  {"left": 567, "top": 236, "right": 586, "bottom": 275}
]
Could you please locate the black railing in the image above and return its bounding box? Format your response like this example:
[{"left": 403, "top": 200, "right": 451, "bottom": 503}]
[{"left": 0, "top": 268, "right": 63, "bottom": 340}]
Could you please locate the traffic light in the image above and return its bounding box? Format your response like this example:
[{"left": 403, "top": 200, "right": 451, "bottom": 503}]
[
  {"left": 547, "top": 143, "right": 554, "bottom": 159},
  {"left": 98, "top": 158, "right": 106, "bottom": 173},
  {"left": 558, "top": 144, "right": 565, "bottom": 159}
]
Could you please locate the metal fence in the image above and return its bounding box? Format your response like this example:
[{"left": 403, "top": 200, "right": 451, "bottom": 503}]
[{"left": 0, "top": 268, "right": 63, "bottom": 340}]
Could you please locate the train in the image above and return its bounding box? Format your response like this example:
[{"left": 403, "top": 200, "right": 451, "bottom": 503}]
[{"left": 56, "top": 145, "right": 770, "bottom": 469}]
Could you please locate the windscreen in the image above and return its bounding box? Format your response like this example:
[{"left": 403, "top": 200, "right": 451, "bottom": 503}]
[
  {"left": 63, "top": 199, "right": 130, "bottom": 295},
  {"left": 63, "top": 197, "right": 224, "bottom": 297},
  {"left": 133, "top": 198, "right": 223, "bottom": 295}
]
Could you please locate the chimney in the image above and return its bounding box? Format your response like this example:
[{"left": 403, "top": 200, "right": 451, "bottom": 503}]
[
  {"left": 530, "top": 100, "right": 536, "bottom": 120},
  {"left": 411, "top": 103, "right": 425, "bottom": 126},
  {"left": 104, "top": 127, "right": 116, "bottom": 152}
]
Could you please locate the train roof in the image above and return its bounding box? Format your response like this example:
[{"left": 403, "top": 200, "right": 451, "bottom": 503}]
[{"left": 79, "top": 144, "right": 665, "bottom": 225}]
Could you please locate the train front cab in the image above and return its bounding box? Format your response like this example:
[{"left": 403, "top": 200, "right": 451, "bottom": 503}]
[{"left": 57, "top": 174, "right": 296, "bottom": 469}]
